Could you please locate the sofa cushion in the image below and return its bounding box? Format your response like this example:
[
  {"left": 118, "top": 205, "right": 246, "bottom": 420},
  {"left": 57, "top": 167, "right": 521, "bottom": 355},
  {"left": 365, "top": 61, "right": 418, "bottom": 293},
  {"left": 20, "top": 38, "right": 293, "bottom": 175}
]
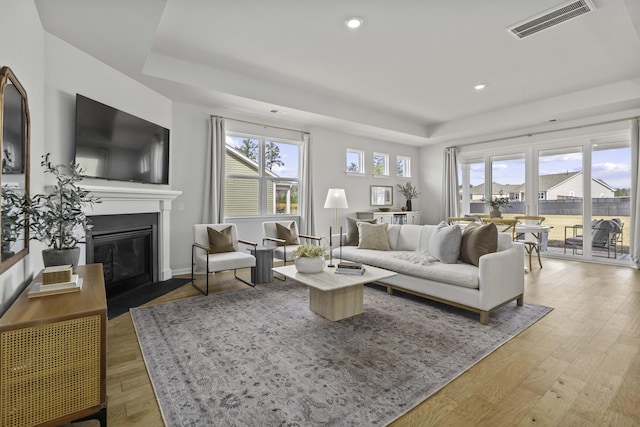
[
  {"left": 276, "top": 221, "right": 300, "bottom": 246},
  {"left": 357, "top": 222, "right": 390, "bottom": 251},
  {"left": 345, "top": 217, "right": 376, "bottom": 246},
  {"left": 428, "top": 221, "right": 462, "bottom": 264},
  {"left": 460, "top": 222, "right": 498, "bottom": 266},
  {"left": 397, "top": 224, "right": 424, "bottom": 251},
  {"left": 207, "top": 226, "right": 235, "bottom": 254},
  {"left": 339, "top": 247, "right": 479, "bottom": 289}
]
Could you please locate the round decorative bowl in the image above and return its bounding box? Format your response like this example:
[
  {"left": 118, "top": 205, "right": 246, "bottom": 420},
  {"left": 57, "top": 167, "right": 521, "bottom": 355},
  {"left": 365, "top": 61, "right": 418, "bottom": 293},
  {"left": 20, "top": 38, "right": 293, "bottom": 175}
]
[
  {"left": 294, "top": 256, "right": 325, "bottom": 273},
  {"left": 379, "top": 207, "right": 391, "bottom": 212}
]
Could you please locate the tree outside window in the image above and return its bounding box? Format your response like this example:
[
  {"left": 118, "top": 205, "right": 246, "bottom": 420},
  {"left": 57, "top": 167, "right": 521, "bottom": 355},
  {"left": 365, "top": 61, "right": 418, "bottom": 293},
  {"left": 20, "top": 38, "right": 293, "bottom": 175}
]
[
  {"left": 373, "top": 152, "right": 389, "bottom": 176},
  {"left": 397, "top": 156, "right": 410, "bottom": 177},
  {"left": 346, "top": 149, "right": 364, "bottom": 174}
]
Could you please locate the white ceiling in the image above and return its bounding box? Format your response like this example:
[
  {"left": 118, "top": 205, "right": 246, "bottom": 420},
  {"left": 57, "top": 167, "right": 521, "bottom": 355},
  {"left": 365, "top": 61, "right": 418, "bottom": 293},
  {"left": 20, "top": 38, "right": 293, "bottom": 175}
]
[{"left": 35, "top": 0, "right": 640, "bottom": 146}]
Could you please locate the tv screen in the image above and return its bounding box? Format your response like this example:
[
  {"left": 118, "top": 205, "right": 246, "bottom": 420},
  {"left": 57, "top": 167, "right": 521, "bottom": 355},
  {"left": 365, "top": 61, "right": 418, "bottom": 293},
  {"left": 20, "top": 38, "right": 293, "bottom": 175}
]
[{"left": 74, "top": 94, "right": 169, "bottom": 184}]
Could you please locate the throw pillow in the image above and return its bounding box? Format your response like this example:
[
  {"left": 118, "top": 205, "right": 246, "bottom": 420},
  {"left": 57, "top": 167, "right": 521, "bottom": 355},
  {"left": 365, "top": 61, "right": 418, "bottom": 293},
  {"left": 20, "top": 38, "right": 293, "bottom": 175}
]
[
  {"left": 345, "top": 217, "right": 377, "bottom": 246},
  {"left": 428, "top": 221, "right": 462, "bottom": 264},
  {"left": 357, "top": 222, "right": 390, "bottom": 251},
  {"left": 459, "top": 222, "right": 498, "bottom": 266},
  {"left": 276, "top": 222, "right": 300, "bottom": 246},
  {"left": 207, "top": 226, "right": 235, "bottom": 254}
]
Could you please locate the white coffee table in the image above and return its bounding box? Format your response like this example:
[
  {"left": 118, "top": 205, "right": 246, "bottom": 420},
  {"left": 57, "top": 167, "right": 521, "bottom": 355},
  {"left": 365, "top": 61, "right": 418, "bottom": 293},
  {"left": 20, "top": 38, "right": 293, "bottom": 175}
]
[{"left": 273, "top": 264, "right": 396, "bottom": 321}]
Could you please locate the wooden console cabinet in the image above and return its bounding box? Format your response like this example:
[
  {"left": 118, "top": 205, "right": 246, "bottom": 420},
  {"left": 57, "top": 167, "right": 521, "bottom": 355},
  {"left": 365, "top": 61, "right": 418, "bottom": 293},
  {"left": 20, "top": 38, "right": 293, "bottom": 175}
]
[
  {"left": 0, "top": 264, "right": 107, "bottom": 427},
  {"left": 356, "top": 211, "right": 421, "bottom": 225}
]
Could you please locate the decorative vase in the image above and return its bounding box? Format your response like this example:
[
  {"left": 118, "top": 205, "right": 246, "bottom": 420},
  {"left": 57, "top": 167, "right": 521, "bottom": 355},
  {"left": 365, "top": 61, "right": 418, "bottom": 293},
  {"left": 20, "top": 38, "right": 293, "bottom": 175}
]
[
  {"left": 294, "top": 256, "right": 325, "bottom": 274},
  {"left": 489, "top": 207, "right": 502, "bottom": 218},
  {"left": 42, "top": 247, "right": 81, "bottom": 273},
  {"left": 406, "top": 199, "right": 412, "bottom": 211}
]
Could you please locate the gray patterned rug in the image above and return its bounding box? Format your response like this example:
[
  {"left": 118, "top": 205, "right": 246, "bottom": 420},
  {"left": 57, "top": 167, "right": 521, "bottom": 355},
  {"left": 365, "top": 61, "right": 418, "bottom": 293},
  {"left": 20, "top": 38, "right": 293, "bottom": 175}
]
[{"left": 131, "top": 281, "right": 552, "bottom": 426}]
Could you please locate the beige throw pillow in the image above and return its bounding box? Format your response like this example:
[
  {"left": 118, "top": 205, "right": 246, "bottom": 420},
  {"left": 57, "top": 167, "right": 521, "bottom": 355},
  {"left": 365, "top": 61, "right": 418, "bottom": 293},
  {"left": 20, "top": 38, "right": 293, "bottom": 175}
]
[
  {"left": 357, "top": 222, "right": 390, "bottom": 251},
  {"left": 345, "top": 217, "right": 377, "bottom": 246},
  {"left": 276, "top": 222, "right": 300, "bottom": 246},
  {"left": 207, "top": 226, "right": 235, "bottom": 254},
  {"left": 459, "top": 222, "right": 498, "bottom": 266}
]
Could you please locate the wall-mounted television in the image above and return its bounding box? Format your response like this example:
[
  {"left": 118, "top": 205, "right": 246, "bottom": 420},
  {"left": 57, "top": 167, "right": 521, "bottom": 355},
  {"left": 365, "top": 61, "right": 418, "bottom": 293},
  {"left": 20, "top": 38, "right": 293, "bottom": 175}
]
[{"left": 74, "top": 94, "right": 170, "bottom": 185}]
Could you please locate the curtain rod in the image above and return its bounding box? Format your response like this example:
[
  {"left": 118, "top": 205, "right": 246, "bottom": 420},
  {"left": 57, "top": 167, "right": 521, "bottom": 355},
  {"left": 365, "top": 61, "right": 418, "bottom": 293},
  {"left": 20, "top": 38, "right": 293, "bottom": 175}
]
[
  {"left": 451, "top": 115, "right": 640, "bottom": 149},
  {"left": 211, "top": 115, "right": 309, "bottom": 135}
]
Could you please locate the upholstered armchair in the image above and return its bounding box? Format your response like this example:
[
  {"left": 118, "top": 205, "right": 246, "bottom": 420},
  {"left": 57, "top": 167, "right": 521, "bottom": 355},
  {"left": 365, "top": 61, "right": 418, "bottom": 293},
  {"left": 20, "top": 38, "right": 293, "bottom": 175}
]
[
  {"left": 262, "top": 220, "right": 321, "bottom": 265},
  {"left": 191, "top": 223, "right": 257, "bottom": 295}
]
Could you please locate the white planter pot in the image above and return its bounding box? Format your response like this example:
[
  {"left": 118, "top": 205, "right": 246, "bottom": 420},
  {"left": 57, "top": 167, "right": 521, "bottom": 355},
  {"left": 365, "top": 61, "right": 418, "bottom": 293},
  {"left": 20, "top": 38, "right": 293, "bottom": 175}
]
[{"left": 294, "top": 256, "right": 325, "bottom": 273}]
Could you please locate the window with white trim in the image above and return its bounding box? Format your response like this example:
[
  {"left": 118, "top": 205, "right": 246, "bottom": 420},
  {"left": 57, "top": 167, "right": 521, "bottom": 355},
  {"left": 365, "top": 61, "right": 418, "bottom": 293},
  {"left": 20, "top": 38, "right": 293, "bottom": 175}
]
[
  {"left": 346, "top": 148, "right": 364, "bottom": 174},
  {"left": 396, "top": 156, "right": 411, "bottom": 177},
  {"left": 373, "top": 152, "right": 389, "bottom": 176},
  {"left": 225, "top": 133, "right": 301, "bottom": 216}
]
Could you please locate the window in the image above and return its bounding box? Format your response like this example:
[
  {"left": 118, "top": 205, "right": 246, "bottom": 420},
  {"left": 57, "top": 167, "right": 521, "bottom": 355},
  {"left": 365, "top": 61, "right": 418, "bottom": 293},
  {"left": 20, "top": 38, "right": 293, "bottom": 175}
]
[
  {"left": 225, "top": 133, "right": 301, "bottom": 216},
  {"left": 372, "top": 152, "right": 389, "bottom": 176},
  {"left": 396, "top": 156, "right": 411, "bottom": 177},
  {"left": 491, "top": 154, "right": 525, "bottom": 215},
  {"left": 346, "top": 149, "right": 364, "bottom": 174}
]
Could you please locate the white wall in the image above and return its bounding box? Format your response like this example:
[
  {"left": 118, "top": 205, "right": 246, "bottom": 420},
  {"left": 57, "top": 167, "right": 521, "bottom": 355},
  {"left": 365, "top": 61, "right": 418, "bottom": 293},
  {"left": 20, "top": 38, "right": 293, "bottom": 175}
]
[
  {"left": 0, "top": 0, "right": 45, "bottom": 314},
  {"left": 169, "top": 103, "right": 421, "bottom": 273}
]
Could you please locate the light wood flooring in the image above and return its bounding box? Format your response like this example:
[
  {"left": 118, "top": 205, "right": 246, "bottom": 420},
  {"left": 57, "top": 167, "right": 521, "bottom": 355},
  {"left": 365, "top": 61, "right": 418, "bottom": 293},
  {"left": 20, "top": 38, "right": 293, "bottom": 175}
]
[{"left": 106, "top": 258, "right": 640, "bottom": 426}]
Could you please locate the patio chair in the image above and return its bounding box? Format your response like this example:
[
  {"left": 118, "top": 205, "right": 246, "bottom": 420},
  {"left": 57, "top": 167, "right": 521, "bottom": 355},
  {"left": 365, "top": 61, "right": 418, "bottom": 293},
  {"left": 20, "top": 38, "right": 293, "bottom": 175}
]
[
  {"left": 191, "top": 223, "right": 257, "bottom": 295},
  {"left": 564, "top": 219, "right": 620, "bottom": 258}
]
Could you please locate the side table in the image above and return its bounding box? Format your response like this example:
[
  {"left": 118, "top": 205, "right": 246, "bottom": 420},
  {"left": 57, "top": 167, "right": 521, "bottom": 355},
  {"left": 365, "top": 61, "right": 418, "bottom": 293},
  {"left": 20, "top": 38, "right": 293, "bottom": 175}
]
[{"left": 248, "top": 246, "right": 275, "bottom": 283}]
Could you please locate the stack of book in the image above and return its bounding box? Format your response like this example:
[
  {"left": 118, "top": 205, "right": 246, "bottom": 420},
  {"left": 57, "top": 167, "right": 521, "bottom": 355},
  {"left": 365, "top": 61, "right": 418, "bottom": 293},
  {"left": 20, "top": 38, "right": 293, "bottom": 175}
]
[
  {"left": 335, "top": 261, "right": 366, "bottom": 275},
  {"left": 28, "top": 265, "right": 83, "bottom": 298}
]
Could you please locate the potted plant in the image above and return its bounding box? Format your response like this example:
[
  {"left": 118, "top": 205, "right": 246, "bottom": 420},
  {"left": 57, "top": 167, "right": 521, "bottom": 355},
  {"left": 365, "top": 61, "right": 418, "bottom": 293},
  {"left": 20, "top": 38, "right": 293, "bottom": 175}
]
[
  {"left": 397, "top": 182, "right": 421, "bottom": 211},
  {"left": 26, "top": 153, "right": 100, "bottom": 271},
  {"left": 1, "top": 185, "right": 27, "bottom": 259},
  {"left": 483, "top": 195, "right": 511, "bottom": 218},
  {"left": 291, "top": 243, "right": 326, "bottom": 273}
]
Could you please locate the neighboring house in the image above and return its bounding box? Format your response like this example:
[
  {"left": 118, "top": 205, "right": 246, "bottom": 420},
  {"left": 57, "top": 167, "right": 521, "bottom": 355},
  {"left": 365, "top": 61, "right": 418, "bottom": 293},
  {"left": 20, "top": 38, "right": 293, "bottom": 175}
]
[
  {"left": 466, "top": 172, "right": 615, "bottom": 201},
  {"left": 225, "top": 147, "right": 295, "bottom": 216},
  {"left": 539, "top": 172, "right": 615, "bottom": 200}
]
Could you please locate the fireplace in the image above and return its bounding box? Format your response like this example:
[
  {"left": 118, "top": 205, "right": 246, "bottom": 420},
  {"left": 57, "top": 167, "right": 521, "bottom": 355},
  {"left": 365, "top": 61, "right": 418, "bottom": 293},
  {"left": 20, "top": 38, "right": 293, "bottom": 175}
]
[{"left": 86, "top": 213, "right": 159, "bottom": 297}]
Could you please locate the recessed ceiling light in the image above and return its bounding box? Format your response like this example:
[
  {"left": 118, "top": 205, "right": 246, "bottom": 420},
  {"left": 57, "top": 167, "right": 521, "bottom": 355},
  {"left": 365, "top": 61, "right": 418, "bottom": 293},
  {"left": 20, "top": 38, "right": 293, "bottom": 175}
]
[
  {"left": 474, "top": 84, "right": 487, "bottom": 90},
  {"left": 270, "top": 109, "right": 279, "bottom": 114},
  {"left": 346, "top": 17, "right": 363, "bottom": 29}
]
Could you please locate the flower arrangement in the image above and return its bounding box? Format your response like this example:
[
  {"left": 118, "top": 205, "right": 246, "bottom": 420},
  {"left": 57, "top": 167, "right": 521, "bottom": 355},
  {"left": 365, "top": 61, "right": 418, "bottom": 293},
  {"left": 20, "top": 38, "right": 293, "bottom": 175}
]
[
  {"left": 291, "top": 243, "right": 326, "bottom": 259},
  {"left": 397, "top": 182, "right": 421, "bottom": 200},
  {"left": 483, "top": 196, "right": 511, "bottom": 209}
]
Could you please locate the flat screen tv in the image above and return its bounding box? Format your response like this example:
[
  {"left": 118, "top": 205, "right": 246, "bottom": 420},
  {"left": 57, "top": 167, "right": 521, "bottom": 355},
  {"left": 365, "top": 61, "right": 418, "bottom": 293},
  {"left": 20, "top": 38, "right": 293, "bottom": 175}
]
[{"left": 74, "top": 94, "right": 169, "bottom": 184}]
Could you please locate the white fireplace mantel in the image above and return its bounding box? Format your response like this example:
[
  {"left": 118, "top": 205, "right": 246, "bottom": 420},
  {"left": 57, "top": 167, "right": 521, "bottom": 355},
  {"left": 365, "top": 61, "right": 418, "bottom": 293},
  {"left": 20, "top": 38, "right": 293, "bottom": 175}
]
[{"left": 83, "top": 185, "right": 182, "bottom": 281}]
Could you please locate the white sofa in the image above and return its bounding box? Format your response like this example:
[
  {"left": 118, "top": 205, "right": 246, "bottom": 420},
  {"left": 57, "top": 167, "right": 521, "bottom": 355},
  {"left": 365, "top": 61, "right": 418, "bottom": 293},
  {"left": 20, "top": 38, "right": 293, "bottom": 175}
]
[{"left": 332, "top": 223, "right": 525, "bottom": 324}]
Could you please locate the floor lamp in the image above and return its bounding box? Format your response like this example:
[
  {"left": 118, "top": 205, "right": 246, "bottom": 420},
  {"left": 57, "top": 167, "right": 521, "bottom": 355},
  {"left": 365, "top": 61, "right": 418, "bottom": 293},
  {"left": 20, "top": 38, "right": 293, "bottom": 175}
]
[{"left": 324, "top": 188, "right": 349, "bottom": 267}]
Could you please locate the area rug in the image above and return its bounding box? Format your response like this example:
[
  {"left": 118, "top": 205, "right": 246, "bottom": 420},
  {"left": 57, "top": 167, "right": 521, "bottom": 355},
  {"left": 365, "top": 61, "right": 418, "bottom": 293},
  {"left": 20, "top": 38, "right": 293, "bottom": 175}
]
[{"left": 131, "top": 281, "right": 552, "bottom": 426}]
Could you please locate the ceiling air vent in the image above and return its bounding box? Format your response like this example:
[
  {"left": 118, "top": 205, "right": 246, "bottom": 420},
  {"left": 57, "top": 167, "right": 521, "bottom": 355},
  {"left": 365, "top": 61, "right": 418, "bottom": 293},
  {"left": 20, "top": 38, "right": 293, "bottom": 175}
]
[{"left": 507, "top": 0, "right": 596, "bottom": 39}]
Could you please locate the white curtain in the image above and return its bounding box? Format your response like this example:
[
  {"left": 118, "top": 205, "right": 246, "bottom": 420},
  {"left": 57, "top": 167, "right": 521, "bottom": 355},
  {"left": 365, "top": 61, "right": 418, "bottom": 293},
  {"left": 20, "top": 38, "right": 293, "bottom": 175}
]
[
  {"left": 202, "top": 117, "right": 226, "bottom": 223},
  {"left": 630, "top": 119, "right": 639, "bottom": 268},
  {"left": 300, "top": 133, "right": 316, "bottom": 235},
  {"left": 442, "top": 147, "right": 459, "bottom": 219}
]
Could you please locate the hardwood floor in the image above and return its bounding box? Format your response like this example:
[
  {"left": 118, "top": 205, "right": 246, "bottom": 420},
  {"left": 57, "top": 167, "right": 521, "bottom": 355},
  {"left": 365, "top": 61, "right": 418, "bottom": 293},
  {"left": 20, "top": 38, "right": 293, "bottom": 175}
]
[{"left": 106, "top": 259, "right": 640, "bottom": 426}]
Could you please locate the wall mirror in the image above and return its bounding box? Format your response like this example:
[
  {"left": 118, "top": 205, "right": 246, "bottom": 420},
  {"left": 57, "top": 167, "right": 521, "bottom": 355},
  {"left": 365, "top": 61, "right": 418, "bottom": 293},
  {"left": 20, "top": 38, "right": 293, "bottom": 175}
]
[
  {"left": 0, "top": 66, "right": 30, "bottom": 274},
  {"left": 370, "top": 185, "right": 393, "bottom": 206}
]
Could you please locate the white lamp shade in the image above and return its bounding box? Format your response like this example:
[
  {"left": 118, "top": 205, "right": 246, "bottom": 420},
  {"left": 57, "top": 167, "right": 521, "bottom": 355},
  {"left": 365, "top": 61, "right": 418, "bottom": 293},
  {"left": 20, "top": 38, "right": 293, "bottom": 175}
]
[{"left": 324, "top": 188, "right": 349, "bottom": 209}]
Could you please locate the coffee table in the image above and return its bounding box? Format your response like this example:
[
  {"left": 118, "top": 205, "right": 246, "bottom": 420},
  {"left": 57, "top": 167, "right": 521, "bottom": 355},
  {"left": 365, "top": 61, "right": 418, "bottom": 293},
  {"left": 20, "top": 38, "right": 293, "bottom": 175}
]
[{"left": 272, "top": 264, "right": 396, "bottom": 321}]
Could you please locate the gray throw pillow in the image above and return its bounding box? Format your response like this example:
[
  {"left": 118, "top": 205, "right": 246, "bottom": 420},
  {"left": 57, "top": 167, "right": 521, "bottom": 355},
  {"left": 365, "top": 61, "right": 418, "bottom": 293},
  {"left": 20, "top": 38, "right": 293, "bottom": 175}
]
[
  {"left": 357, "top": 222, "right": 390, "bottom": 251},
  {"left": 428, "top": 221, "right": 462, "bottom": 264},
  {"left": 345, "top": 217, "right": 377, "bottom": 246}
]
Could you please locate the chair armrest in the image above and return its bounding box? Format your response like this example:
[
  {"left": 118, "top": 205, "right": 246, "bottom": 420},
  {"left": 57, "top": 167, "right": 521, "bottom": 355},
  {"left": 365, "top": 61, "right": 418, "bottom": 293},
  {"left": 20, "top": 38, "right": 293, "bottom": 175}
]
[
  {"left": 239, "top": 239, "right": 258, "bottom": 247},
  {"left": 299, "top": 234, "right": 321, "bottom": 241},
  {"left": 263, "top": 236, "right": 285, "bottom": 244},
  {"left": 193, "top": 242, "right": 209, "bottom": 253}
]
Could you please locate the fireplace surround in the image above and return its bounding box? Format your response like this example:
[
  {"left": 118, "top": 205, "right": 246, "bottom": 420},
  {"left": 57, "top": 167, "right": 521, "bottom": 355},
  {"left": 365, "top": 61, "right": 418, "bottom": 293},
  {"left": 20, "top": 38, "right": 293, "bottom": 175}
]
[{"left": 81, "top": 185, "right": 181, "bottom": 283}]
